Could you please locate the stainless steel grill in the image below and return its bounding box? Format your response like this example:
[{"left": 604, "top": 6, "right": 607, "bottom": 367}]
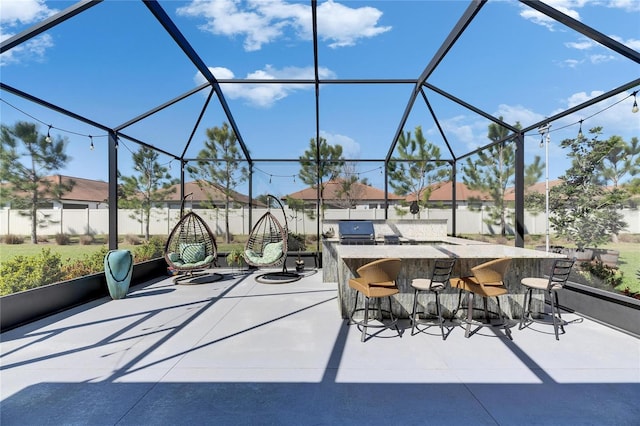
[{"left": 338, "top": 220, "right": 375, "bottom": 245}]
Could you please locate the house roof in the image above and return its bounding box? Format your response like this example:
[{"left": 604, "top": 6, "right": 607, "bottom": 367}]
[
  {"left": 405, "top": 181, "right": 491, "bottom": 203},
  {"left": 285, "top": 179, "right": 404, "bottom": 202},
  {"left": 0, "top": 175, "right": 109, "bottom": 204},
  {"left": 503, "top": 179, "right": 564, "bottom": 201},
  {"left": 165, "top": 180, "right": 265, "bottom": 207}
]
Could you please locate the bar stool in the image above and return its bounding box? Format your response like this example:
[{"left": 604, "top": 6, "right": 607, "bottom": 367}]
[
  {"left": 410, "top": 258, "right": 456, "bottom": 339},
  {"left": 450, "top": 258, "right": 512, "bottom": 339},
  {"left": 348, "top": 258, "right": 402, "bottom": 342},
  {"left": 520, "top": 258, "right": 575, "bottom": 340}
]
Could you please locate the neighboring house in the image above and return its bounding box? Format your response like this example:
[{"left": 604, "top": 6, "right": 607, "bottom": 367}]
[
  {"left": 405, "top": 181, "right": 491, "bottom": 209},
  {"left": 1, "top": 175, "right": 109, "bottom": 209},
  {"left": 1, "top": 176, "right": 262, "bottom": 210},
  {"left": 404, "top": 180, "right": 567, "bottom": 209},
  {"left": 285, "top": 179, "right": 404, "bottom": 209},
  {"left": 504, "top": 179, "right": 563, "bottom": 202},
  {"left": 164, "top": 180, "right": 264, "bottom": 209}
]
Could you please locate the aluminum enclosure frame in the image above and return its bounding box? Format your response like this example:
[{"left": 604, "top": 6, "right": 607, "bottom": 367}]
[{"left": 1, "top": 0, "right": 638, "bottom": 251}]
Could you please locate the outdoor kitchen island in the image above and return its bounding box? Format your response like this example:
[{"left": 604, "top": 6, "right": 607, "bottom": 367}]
[{"left": 322, "top": 219, "right": 566, "bottom": 320}]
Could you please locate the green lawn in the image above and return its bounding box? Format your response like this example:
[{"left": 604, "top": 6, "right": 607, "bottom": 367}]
[{"left": 0, "top": 242, "right": 244, "bottom": 264}]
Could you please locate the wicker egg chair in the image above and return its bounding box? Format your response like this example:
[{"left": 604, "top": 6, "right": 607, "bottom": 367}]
[
  {"left": 164, "top": 196, "right": 221, "bottom": 284},
  {"left": 244, "top": 195, "right": 300, "bottom": 283}
]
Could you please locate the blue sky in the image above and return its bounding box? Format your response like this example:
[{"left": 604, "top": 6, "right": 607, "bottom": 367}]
[{"left": 1, "top": 0, "right": 639, "bottom": 198}]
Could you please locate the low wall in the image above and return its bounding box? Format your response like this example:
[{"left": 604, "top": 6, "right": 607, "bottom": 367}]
[{"left": 0, "top": 258, "right": 166, "bottom": 332}]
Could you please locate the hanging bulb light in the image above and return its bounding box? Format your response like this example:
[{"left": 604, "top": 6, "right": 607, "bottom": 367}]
[
  {"left": 577, "top": 120, "right": 584, "bottom": 139},
  {"left": 89, "top": 135, "right": 94, "bottom": 151},
  {"left": 45, "top": 125, "right": 52, "bottom": 143},
  {"left": 269, "top": 175, "right": 272, "bottom": 184},
  {"left": 539, "top": 134, "right": 545, "bottom": 148},
  {"left": 114, "top": 137, "right": 119, "bottom": 149},
  {"left": 632, "top": 91, "right": 639, "bottom": 113}
]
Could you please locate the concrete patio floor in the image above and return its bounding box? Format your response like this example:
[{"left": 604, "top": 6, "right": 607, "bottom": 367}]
[{"left": 1, "top": 268, "right": 639, "bottom": 425}]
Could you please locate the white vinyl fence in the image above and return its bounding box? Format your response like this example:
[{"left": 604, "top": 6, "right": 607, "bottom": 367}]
[{"left": 1, "top": 207, "right": 638, "bottom": 238}]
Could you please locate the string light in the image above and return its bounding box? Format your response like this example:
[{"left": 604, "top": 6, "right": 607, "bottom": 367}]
[
  {"left": 45, "top": 125, "right": 52, "bottom": 143},
  {"left": 577, "top": 120, "right": 583, "bottom": 139},
  {"left": 89, "top": 135, "right": 94, "bottom": 151},
  {"left": 632, "top": 91, "right": 639, "bottom": 113}
]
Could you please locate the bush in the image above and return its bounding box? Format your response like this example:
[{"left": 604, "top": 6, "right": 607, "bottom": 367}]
[
  {"left": 55, "top": 233, "right": 71, "bottom": 245},
  {"left": 133, "top": 236, "right": 166, "bottom": 262},
  {"left": 288, "top": 233, "right": 307, "bottom": 251},
  {"left": 581, "top": 261, "right": 624, "bottom": 288},
  {"left": 124, "top": 234, "right": 141, "bottom": 245},
  {"left": 61, "top": 247, "right": 109, "bottom": 280},
  {"left": 3, "top": 234, "right": 24, "bottom": 244},
  {"left": 0, "top": 248, "right": 65, "bottom": 296},
  {"left": 79, "top": 234, "right": 95, "bottom": 245}
]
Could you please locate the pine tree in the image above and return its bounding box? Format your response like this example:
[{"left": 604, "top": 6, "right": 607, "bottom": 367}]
[
  {"left": 0, "top": 121, "right": 74, "bottom": 243},
  {"left": 119, "top": 146, "right": 177, "bottom": 241}
]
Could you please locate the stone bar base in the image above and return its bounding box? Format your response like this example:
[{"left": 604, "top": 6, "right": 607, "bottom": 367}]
[{"left": 323, "top": 237, "right": 566, "bottom": 320}]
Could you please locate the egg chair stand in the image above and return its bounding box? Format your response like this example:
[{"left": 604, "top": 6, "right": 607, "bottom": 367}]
[
  {"left": 244, "top": 195, "right": 300, "bottom": 284},
  {"left": 164, "top": 196, "right": 221, "bottom": 284}
]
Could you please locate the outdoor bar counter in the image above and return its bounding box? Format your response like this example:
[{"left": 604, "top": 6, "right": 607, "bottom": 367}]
[{"left": 322, "top": 220, "right": 565, "bottom": 319}]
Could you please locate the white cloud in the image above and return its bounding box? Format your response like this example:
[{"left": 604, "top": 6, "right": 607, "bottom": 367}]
[
  {"left": 565, "top": 39, "right": 593, "bottom": 50},
  {"left": 604, "top": 0, "right": 640, "bottom": 12},
  {"left": 195, "top": 64, "right": 336, "bottom": 108},
  {"left": 0, "top": 0, "right": 56, "bottom": 26},
  {"left": 589, "top": 54, "right": 615, "bottom": 64},
  {"left": 0, "top": 32, "right": 53, "bottom": 66},
  {"left": 177, "top": 0, "right": 391, "bottom": 51},
  {"left": 552, "top": 90, "right": 640, "bottom": 137},
  {"left": 611, "top": 35, "right": 640, "bottom": 51},
  {"left": 440, "top": 115, "right": 480, "bottom": 150},
  {"left": 320, "top": 130, "right": 361, "bottom": 158},
  {"left": 520, "top": 0, "right": 582, "bottom": 30},
  {"left": 494, "top": 104, "right": 544, "bottom": 128},
  {"left": 0, "top": 0, "right": 57, "bottom": 66},
  {"left": 560, "top": 58, "right": 582, "bottom": 68}
]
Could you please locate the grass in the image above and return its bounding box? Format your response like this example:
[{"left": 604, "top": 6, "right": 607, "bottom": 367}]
[{"left": 0, "top": 241, "right": 248, "bottom": 264}]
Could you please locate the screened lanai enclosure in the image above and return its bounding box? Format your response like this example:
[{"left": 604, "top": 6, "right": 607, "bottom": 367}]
[{"left": 1, "top": 0, "right": 638, "bottom": 256}]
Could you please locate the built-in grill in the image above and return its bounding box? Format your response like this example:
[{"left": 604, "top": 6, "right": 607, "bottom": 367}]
[{"left": 338, "top": 220, "right": 376, "bottom": 245}]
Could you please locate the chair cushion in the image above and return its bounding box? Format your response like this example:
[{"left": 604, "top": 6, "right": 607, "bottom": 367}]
[
  {"left": 349, "top": 277, "right": 399, "bottom": 298},
  {"left": 180, "top": 243, "right": 206, "bottom": 263},
  {"left": 521, "top": 277, "right": 562, "bottom": 290},
  {"left": 244, "top": 241, "right": 284, "bottom": 265},
  {"left": 451, "top": 276, "right": 508, "bottom": 297},
  {"left": 411, "top": 278, "right": 439, "bottom": 291},
  {"left": 168, "top": 252, "right": 181, "bottom": 263}
]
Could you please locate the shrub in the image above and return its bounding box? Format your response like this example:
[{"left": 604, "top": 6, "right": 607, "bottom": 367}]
[
  {"left": 288, "top": 233, "right": 307, "bottom": 251},
  {"left": 55, "top": 233, "right": 71, "bottom": 245},
  {"left": 61, "top": 247, "right": 109, "bottom": 280},
  {"left": 124, "top": 234, "right": 141, "bottom": 245},
  {"left": 37, "top": 235, "right": 50, "bottom": 243},
  {"left": 133, "top": 236, "right": 166, "bottom": 262},
  {"left": 0, "top": 248, "right": 65, "bottom": 296},
  {"left": 79, "top": 234, "right": 95, "bottom": 245},
  {"left": 581, "top": 261, "right": 624, "bottom": 288},
  {"left": 3, "top": 234, "right": 24, "bottom": 244}
]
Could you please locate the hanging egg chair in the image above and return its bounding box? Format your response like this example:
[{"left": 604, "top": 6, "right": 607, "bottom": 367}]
[
  {"left": 164, "top": 195, "right": 221, "bottom": 284},
  {"left": 244, "top": 194, "right": 300, "bottom": 283}
]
